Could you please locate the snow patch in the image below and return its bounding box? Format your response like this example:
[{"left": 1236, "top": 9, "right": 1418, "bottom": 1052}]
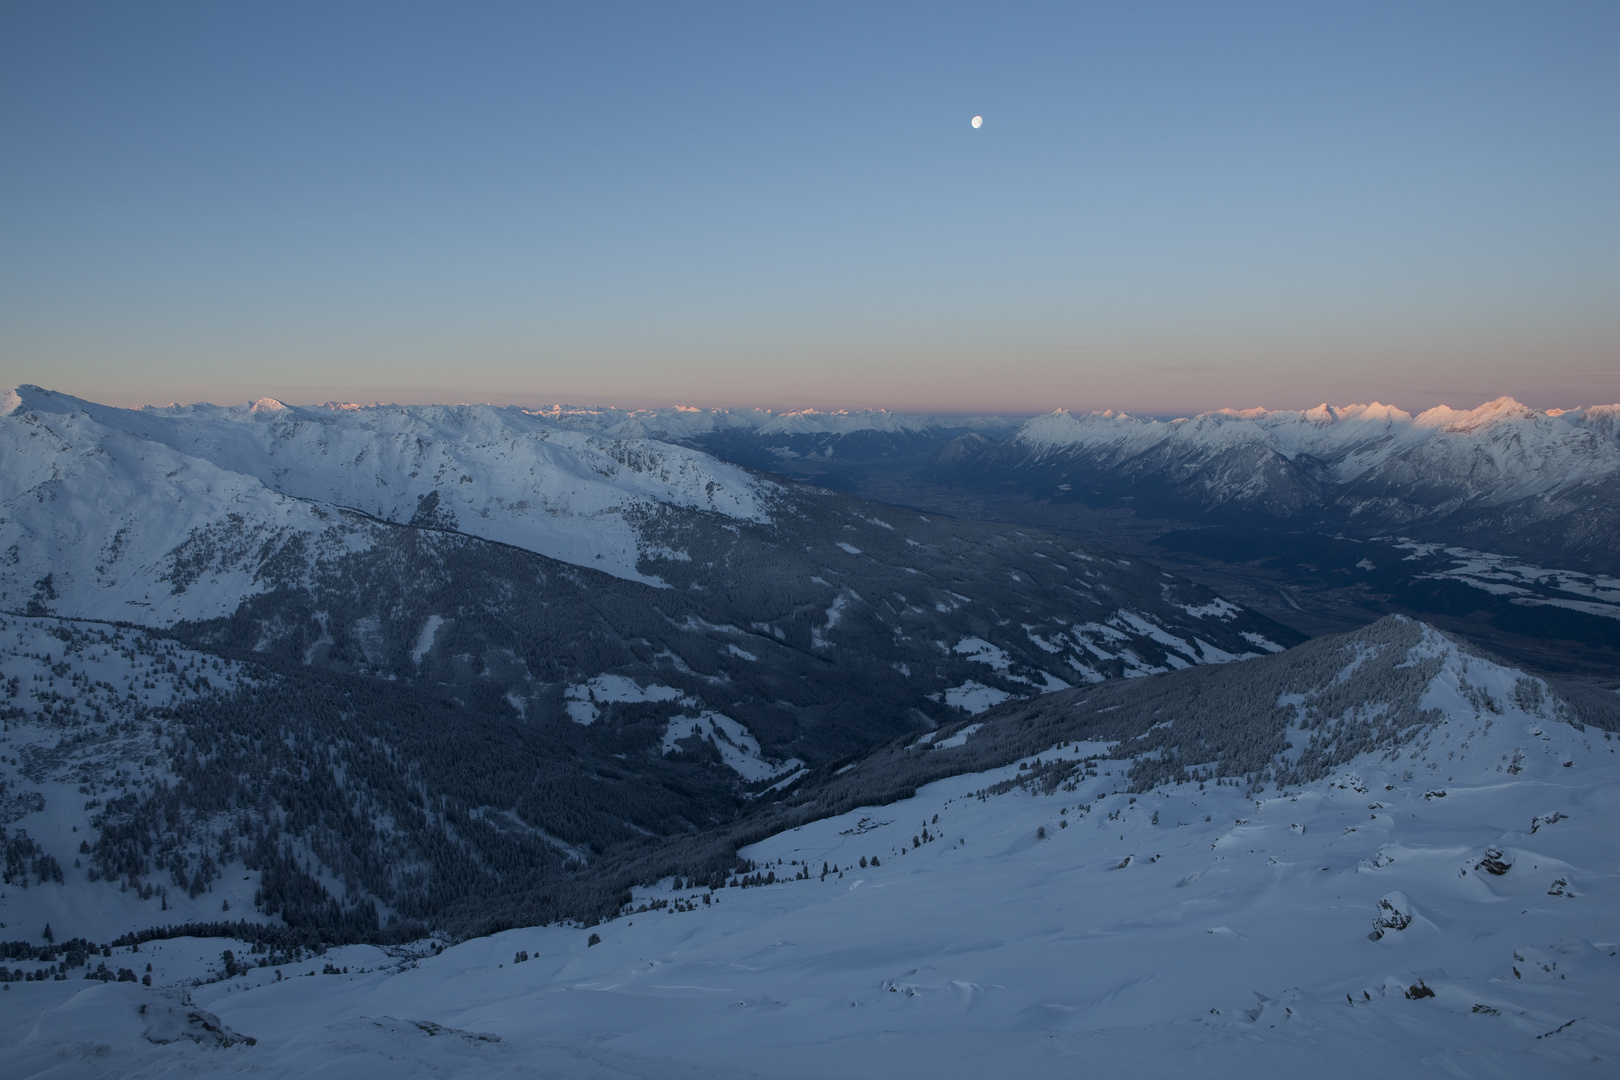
[
  {"left": 943, "top": 681, "right": 1012, "bottom": 714},
  {"left": 1241, "top": 631, "right": 1286, "bottom": 653},
  {"left": 931, "top": 722, "right": 984, "bottom": 749},
  {"left": 410, "top": 615, "right": 444, "bottom": 667},
  {"left": 660, "top": 711, "right": 802, "bottom": 782},
  {"left": 564, "top": 676, "right": 687, "bottom": 725}
]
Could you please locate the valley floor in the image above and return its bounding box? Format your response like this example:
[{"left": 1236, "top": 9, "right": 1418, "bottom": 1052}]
[{"left": 4, "top": 668, "right": 1616, "bottom": 1079}]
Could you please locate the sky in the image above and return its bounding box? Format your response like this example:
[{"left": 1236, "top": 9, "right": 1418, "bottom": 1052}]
[{"left": 1, "top": 1, "right": 1616, "bottom": 415}]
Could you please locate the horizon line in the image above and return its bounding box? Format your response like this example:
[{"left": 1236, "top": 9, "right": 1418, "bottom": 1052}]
[{"left": 9, "top": 383, "right": 1620, "bottom": 423}]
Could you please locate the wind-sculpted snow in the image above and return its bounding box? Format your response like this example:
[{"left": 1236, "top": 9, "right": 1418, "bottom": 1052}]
[{"left": 2, "top": 617, "right": 1614, "bottom": 1078}]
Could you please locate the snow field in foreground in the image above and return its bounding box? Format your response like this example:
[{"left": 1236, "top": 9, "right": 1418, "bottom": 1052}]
[{"left": 4, "top": 653, "right": 1616, "bottom": 1080}]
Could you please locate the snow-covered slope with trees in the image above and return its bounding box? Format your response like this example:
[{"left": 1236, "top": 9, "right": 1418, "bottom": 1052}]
[
  {"left": 0, "top": 618, "right": 272, "bottom": 939},
  {"left": 0, "top": 388, "right": 1311, "bottom": 950},
  {"left": 1, "top": 618, "right": 1614, "bottom": 1078}
]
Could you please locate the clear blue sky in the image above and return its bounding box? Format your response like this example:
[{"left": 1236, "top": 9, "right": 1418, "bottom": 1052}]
[{"left": 2, "top": 1, "right": 1615, "bottom": 413}]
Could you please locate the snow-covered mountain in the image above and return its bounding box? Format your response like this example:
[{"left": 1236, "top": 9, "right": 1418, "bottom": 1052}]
[
  {"left": 3, "top": 616, "right": 1614, "bottom": 1077},
  {"left": 0, "top": 385, "right": 774, "bottom": 621},
  {"left": 934, "top": 398, "right": 1620, "bottom": 570}
]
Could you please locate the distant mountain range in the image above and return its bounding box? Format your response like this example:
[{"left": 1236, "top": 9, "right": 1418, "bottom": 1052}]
[
  {"left": 526, "top": 395, "right": 1620, "bottom": 573},
  {"left": 9, "top": 385, "right": 1613, "bottom": 679},
  {"left": 931, "top": 398, "right": 1620, "bottom": 571},
  {"left": 35, "top": 387, "right": 1610, "bottom": 577}
]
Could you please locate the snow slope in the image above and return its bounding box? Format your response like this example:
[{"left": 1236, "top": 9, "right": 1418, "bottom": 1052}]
[{"left": 4, "top": 622, "right": 1614, "bottom": 1078}]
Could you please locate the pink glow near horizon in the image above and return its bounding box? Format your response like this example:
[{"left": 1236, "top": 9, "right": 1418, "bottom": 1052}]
[{"left": 14, "top": 379, "right": 1617, "bottom": 422}]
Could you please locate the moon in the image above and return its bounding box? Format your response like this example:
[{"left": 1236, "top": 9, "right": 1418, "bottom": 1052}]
[{"left": 970, "top": 115, "right": 982, "bottom": 129}]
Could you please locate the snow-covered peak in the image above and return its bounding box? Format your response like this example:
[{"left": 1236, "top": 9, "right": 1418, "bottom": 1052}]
[
  {"left": 1573, "top": 402, "right": 1620, "bottom": 443},
  {"left": 4, "top": 384, "right": 104, "bottom": 416},
  {"left": 1436, "top": 396, "right": 1541, "bottom": 434},
  {"left": 1412, "top": 403, "right": 1469, "bottom": 428},
  {"left": 1012, "top": 409, "right": 1147, "bottom": 453},
  {"left": 1294, "top": 401, "right": 1413, "bottom": 427},
  {"left": 0, "top": 400, "right": 354, "bottom": 623},
  {"left": 23, "top": 388, "right": 776, "bottom": 531}
]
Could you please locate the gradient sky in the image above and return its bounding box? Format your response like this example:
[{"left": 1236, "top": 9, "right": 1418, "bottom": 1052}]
[{"left": 2, "top": 1, "right": 1616, "bottom": 414}]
